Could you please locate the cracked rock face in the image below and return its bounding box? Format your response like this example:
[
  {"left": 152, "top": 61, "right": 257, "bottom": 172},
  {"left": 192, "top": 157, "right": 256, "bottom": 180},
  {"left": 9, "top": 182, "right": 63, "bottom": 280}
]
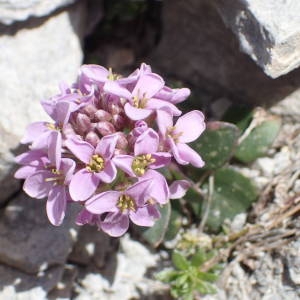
[
  {"left": 214, "top": 0, "right": 300, "bottom": 78},
  {"left": 0, "top": 1, "right": 84, "bottom": 204},
  {"left": 0, "top": 0, "right": 77, "bottom": 25}
]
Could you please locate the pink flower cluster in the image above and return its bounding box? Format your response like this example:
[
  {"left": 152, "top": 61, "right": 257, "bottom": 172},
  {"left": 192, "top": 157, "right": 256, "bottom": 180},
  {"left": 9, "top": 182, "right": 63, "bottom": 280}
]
[{"left": 15, "top": 63, "right": 205, "bottom": 237}]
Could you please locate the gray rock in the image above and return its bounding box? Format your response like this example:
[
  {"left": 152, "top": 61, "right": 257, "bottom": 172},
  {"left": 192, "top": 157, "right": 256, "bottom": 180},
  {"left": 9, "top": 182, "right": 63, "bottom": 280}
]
[
  {"left": 0, "top": 1, "right": 84, "bottom": 204},
  {"left": 214, "top": 0, "right": 300, "bottom": 78},
  {"left": 151, "top": 0, "right": 300, "bottom": 105},
  {"left": 0, "top": 193, "right": 79, "bottom": 274},
  {"left": 0, "top": 263, "right": 63, "bottom": 293},
  {"left": 69, "top": 225, "right": 116, "bottom": 269},
  {"left": 0, "top": 0, "right": 76, "bottom": 25}
]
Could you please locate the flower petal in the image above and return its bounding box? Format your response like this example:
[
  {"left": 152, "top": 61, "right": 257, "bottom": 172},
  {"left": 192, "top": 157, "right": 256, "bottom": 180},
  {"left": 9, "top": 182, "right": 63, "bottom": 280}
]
[
  {"left": 48, "top": 131, "right": 62, "bottom": 169},
  {"left": 134, "top": 128, "right": 159, "bottom": 155},
  {"left": 112, "top": 155, "right": 135, "bottom": 177},
  {"left": 47, "top": 185, "right": 67, "bottom": 226},
  {"left": 156, "top": 109, "right": 173, "bottom": 137},
  {"left": 129, "top": 205, "right": 160, "bottom": 227},
  {"left": 95, "top": 134, "right": 118, "bottom": 159},
  {"left": 150, "top": 152, "right": 172, "bottom": 169},
  {"left": 132, "top": 73, "right": 165, "bottom": 99},
  {"left": 126, "top": 179, "right": 153, "bottom": 205},
  {"left": 175, "top": 110, "right": 205, "bottom": 143},
  {"left": 95, "top": 160, "right": 117, "bottom": 183},
  {"left": 65, "top": 137, "right": 94, "bottom": 164},
  {"left": 85, "top": 191, "right": 120, "bottom": 214},
  {"left": 15, "top": 165, "right": 39, "bottom": 179},
  {"left": 23, "top": 170, "right": 52, "bottom": 199},
  {"left": 69, "top": 169, "right": 100, "bottom": 201},
  {"left": 141, "top": 170, "right": 169, "bottom": 204},
  {"left": 147, "top": 98, "right": 182, "bottom": 116},
  {"left": 169, "top": 180, "right": 191, "bottom": 199},
  {"left": 80, "top": 64, "right": 109, "bottom": 82},
  {"left": 21, "top": 122, "right": 48, "bottom": 144},
  {"left": 176, "top": 143, "right": 205, "bottom": 168},
  {"left": 124, "top": 103, "right": 152, "bottom": 121},
  {"left": 101, "top": 212, "right": 129, "bottom": 237},
  {"left": 104, "top": 81, "right": 132, "bottom": 99}
]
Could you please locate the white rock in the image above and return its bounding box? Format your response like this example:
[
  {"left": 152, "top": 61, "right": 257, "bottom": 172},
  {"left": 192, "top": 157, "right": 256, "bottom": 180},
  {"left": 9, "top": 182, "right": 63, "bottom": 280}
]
[
  {"left": 0, "top": 1, "right": 84, "bottom": 202},
  {"left": 215, "top": 0, "right": 300, "bottom": 78},
  {"left": 0, "top": 0, "right": 76, "bottom": 25},
  {"left": 255, "top": 157, "right": 275, "bottom": 178},
  {"left": 0, "top": 286, "right": 47, "bottom": 300}
]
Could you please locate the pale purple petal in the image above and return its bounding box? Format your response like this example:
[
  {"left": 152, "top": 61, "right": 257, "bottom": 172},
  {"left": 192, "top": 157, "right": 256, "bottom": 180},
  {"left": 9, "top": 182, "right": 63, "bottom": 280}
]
[
  {"left": 14, "top": 165, "right": 39, "bottom": 179},
  {"left": 69, "top": 169, "right": 100, "bottom": 201},
  {"left": 142, "top": 170, "right": 169, "bottom": 204},
  {"left": 126, "top": 179, "right": 153, "bottom": 205},
  {"left": 112, "top": 155, "right": 135, "bottom": 177},
  {"left": 175, "top": 110, "right": 206, "bottom": 143},
  {"left": 60, "top": 158, "right": 76, "bottom": 184},
  {"left": 15, "top": 150, "right": 46, "bottom": 166},
  {"left": 176, "top": 143, "right": 205, "bottom": 168},
  {"left": 55, "top": 101, "right": 78, "bottom": 125},
  {"left": 132, "top": 73, "right": 165, "bottom": 99},
  {"left": 169, "top": 180, "right": 191, "bottom": 199},
  {"left": 95, "top": 134, "right": 118, "bottom": 159},
  {"left": 147, "top": 98, "right": 182, "bottom": 116},
  {"left": 129, "top": 205, "right": 160, "bottom": 227},
  {"left": 168, "top": 137, "right": 189, "bottom": 165},
  {"left": 104, "top": 81, "right": 132, "bottom": 99},
  {"left": 21, "top": 122, "right": 48, "bottom": 144},
  {"left": 23, "top": 170, "right": 53, "bottom": 199},
  {"left": 124, "top": 103, "right": 152, "bottom": 121},
  {"left": 76, "top": 209, "right": 98, "bottom": 226},
  {"left": 171, "top": 88, "right": 190, "bottom": 104},
  {"left": 47, "top": 185, "right": 67, "bottom": 226},
  {"left": 150, "top": 152, "right": 172, "bottom": 169},
  {"left": 156, "top": 109, "right": 173, "bottom": 137},
  {"left": 65, "top": 137, "right": 94, "bottom": 164},
  {"left": 134, "top": 128, "right": 159, "bottom": 155},
  {"left": 48, "top": 131, "right": 62, "bottom": 169},
  {"left": 85, "top": 191, "right": 120, "bottom": 214},
  {"left": 31, "top": 131, "right": 52, "bottom": 150},
  {"left": 101, "top": 212, "right": 129, "bottom": 237},
  {"left": 80, "top": 64, "right": 109, "bottom": 82},
  {"left": 95, "top": 160, "right": 117, "bottom": 183}
]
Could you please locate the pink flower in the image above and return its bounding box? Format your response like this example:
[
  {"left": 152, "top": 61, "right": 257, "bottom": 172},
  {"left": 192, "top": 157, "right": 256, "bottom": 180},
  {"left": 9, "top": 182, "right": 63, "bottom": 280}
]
[
  {"left": 85, "top": 179, "right": 160, "bottom": 237},
  {"left": 113, "top": 128, "right": 171, "bottom": 177},
  {"left": 65, "top": 134, "right": 118, "bottom": 201},
  {"left": 157, "top": 110, "right": 206, "bottom": 167},
  {"left": 22, "top": 157, "right": 75, "bottom": 226}
]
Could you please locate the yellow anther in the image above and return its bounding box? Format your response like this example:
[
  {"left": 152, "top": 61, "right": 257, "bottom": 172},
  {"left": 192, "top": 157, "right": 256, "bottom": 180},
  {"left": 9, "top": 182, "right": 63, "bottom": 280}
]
[
  {"left": 87, "top": 154, "right": 105, "bottom": 172},
  {"left": 47, "top": 123, "right": 60, "bottom": 131},
  {"left": 107, "top": 67, "right": 121, "bottom": 81},
  {"left": 117, "top": 194, "right": 136, "bottom": 212},
  {"left": 167, "top": 126, "right": 182, "bottom": 143},
  {"left": 132, "top": 154, "right": 156, "bottom": 176}
]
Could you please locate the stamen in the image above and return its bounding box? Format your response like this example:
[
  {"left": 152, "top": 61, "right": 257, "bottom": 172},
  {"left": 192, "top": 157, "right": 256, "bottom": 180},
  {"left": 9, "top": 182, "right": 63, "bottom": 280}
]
[
  {"left": 117, "top": 194, "right": 136, "bottom": 212},
  {"left": 132, "top": 154, "right": 156, "bottom": 176},
  {"left": 86, "top": 154, "right": 105, "bottom": 172}
]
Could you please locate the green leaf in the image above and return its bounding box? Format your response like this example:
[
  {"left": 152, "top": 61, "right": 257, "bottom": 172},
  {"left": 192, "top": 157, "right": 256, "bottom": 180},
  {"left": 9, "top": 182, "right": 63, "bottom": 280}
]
[
  {"left": 235, "top": 117, "right": 281, "bottom": 163},
  {"left": 155, "top": 269, "right": 179, "bottom": 282},
  {"left": 192, "top": 121, "right": 240, "bottom": 170},
  {"left": 204, "top": 168, "right": 258, "bottom": 232},
  {"left": 185, "top": 188, "right": 203, "bottom": 217},
  {"left": 197, "top": 271, "right": 218, "bottom": 282},
  {"left": 141, "top": 202, "right": 171, "bottom": 247},
  {"left": 172, "top": 251, "right": 190, "bottom": 270},
  {"left": 165, "top": 203, "right": 182, "bottom": 241},
  {"left": 191, "top": 249, "right": 206, "bottom": 266}
]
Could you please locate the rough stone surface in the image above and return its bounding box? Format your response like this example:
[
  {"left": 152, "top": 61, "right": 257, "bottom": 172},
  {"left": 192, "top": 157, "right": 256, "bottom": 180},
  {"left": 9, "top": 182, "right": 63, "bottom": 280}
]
[
  {"left": 214, "top": 0, "right": 300, "bottom": 78},
  {"left": 0, "top": 1, "right": 84, "bottom": 203},
  {"left": 0, "top": 263, "right": 63, "bottom": 293},
  {"left": 69, "top": 225, "right": 116, "bottom": 269},
  {"left": 151, "top": 0, "right": 300, "bottom": 106},
  {"left": 0, "top": 193, "right": 79, "bottom": 274},
  {"left": 0, "top": 0, "right": 76, "bottom": 25},
  {"left": 0, "top": 286, "right": 47, "bottom": 300}
]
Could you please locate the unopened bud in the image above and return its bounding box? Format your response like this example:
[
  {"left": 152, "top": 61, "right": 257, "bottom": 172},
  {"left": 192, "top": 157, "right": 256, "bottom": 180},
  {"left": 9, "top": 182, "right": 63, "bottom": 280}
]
[
  {"left": 114, "top": 149, "right": 127, "bottom": 155},
  {"left": 95, "top": 109, "right": 112, "bottom": 121},
  {"left": 108, "top": 102, "right": 122, "bottom": 115},
  {"left": 96, "top": 121, "right": 116, "bottom": 136},
  {"left": 112, "top": 114, "right": 125, "bottom": 130},
  {"left": 62, "top": 123, "right": 76, "bottom": 138},
  {"left": 83, "top": 104, "right": 98, "bottom": 117},
  {"left": 85, "top": 131, "right": 100, "bottom": 147},
  {"left": 115, "top": 132, "right": 128, "bottom": 149},
  {"left": 76, "top": 113, "right": 91, "bottom": 133}
]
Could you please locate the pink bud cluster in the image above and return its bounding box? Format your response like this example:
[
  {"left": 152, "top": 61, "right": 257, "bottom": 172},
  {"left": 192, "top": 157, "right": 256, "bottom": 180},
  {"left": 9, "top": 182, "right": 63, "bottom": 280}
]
[{"left": 15, "top": 63, "right": 205, "bottom": 237}]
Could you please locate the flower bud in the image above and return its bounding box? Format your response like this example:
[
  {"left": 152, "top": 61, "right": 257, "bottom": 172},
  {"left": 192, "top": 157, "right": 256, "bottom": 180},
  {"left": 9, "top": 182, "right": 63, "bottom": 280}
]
[
  {"left": 85, "top": 131, "right": 100, "bottom": 147},
  {"left": 83, "top": 104, "right": 98, "bottom": 117},
  {"left": 95, "top": 109, "right": 112, "bottom": 122},
  {"left": 76, "top": 113, "right": 91, "bottom": 133},
  {"left": 96, "top": 121, "right": 116, "bottom": 136},
  {"left": 108, "top": 102, "right": 122, "bottom": 115},
  {"left": 112, "top": 114, "right": 125, "bottom": 130},
  {"left": 115, "top": 132, "right": 128, "bottom": 149},
  {"left": 62, "top": 123, "right": 76, "bottom": 138}
]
